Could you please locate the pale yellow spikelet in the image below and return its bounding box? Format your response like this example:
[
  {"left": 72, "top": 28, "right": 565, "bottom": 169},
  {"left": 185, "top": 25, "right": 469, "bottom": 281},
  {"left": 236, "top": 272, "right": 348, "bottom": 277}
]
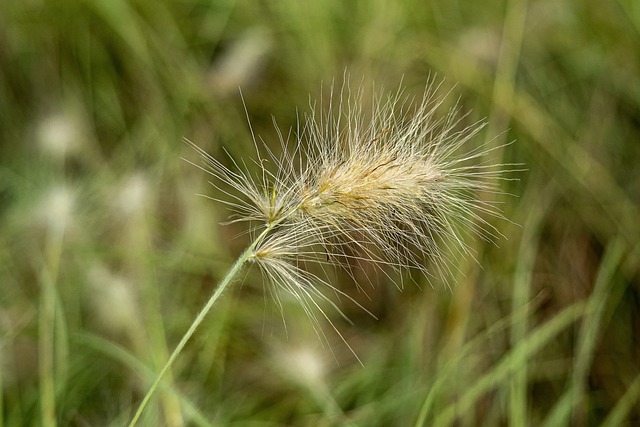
[
  {"left": 189, "top": 77, "right": 512, "bottom": 313},
  {"left": 294, "top": 91, "right": 453, "bottom": 275},
  {"left": 249, "top": 224, "right": 361, "bottom": 318},
  {"left": 278, "top": 80, "right": 505, "bottom": 280}
]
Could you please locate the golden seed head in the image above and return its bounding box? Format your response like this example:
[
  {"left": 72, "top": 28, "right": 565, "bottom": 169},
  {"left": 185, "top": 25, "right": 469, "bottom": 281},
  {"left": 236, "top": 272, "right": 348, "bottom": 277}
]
[{"left": 190, "top": 78, "right": 514, "bottom": 320}]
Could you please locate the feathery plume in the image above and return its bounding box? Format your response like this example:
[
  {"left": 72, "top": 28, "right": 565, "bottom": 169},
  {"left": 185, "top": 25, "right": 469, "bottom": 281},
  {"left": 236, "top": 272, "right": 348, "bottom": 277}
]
[
  {"left": 190, "top": 78, "right": 510, "bottom": 293},
  {"left": 130, "top": 78, "right": 515, "bottom": 425}
]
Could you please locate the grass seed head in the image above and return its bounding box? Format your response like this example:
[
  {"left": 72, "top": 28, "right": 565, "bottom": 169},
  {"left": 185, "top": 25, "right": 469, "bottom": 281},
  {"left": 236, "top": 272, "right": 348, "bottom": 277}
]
[{"left": 191, "top": 78, "right": 511, "bottom": 313}]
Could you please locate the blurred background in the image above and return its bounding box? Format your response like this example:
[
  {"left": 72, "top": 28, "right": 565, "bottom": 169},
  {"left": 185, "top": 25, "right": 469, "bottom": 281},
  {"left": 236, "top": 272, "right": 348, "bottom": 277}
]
[{"left": 1, "top": 0, "right": 639, "bottom": 425}]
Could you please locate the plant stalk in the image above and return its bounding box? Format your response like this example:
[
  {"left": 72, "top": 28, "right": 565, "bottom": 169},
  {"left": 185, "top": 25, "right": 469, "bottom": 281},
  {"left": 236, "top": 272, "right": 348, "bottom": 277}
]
[{"left": 129, "top": 226, "right": 271, "bottom": 426}]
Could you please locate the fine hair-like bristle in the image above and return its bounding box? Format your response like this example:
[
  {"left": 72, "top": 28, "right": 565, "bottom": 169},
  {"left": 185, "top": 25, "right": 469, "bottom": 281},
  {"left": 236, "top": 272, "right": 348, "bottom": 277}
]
[{"left": 186, "top": 77, "right": 516, "bottom": 332}]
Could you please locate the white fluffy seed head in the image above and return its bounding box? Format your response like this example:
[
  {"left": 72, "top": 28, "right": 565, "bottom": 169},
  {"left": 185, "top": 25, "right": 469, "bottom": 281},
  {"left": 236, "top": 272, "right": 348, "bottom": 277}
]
[
  {"left": 189, "top": 78, "right": 514, "bottom": 321},
  {"left": 37, "top": 185, "right": 76, "bottom": 235},
  {"left": 37, "top": 113, "right": 83, "bottom": 160}
]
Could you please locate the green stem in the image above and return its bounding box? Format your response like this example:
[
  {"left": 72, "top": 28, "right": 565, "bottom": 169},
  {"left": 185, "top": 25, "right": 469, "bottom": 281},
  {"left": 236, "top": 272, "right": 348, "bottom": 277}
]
[
  {"left": 129, "top": 226, "right": 271, "bottom": 427},
  {"left": 39, "top": 227, "right": 65, "bottom": 427}
]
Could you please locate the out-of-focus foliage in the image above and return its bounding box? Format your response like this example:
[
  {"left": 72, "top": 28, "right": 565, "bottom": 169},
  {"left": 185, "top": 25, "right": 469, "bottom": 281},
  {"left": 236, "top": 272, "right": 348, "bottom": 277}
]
[{"left": 1, "top": 0, "right": 638, "bottom": 426}]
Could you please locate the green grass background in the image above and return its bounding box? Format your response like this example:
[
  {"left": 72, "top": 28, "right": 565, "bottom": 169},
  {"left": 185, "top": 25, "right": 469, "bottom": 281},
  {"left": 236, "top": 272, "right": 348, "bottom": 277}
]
[{"left": 1, "top": 0, "right": 639, "bottom": 425}]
